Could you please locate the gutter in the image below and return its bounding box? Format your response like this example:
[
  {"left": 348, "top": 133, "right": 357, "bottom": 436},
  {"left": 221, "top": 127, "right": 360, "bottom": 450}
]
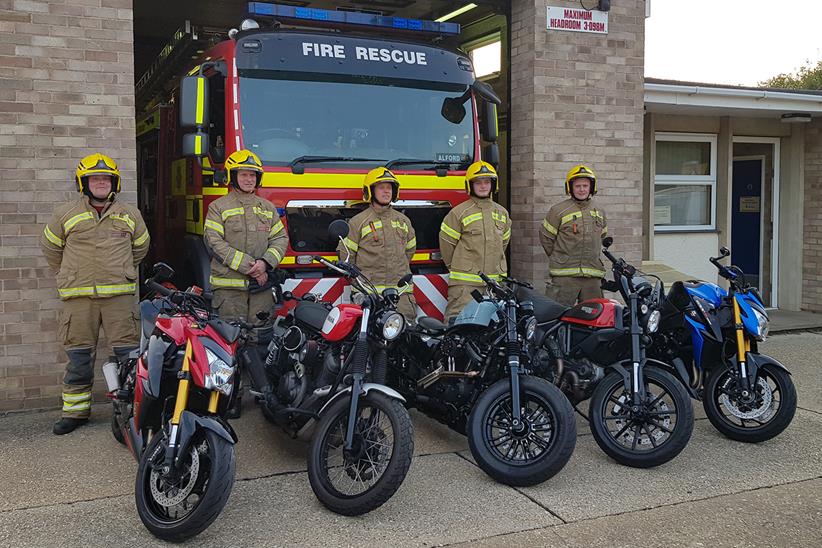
[{"left": 644, "top": 83, "right": 822, "bottom": 113}]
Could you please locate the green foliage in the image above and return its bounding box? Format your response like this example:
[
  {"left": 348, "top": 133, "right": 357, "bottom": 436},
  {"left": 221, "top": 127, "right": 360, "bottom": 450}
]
[{"left": 760, "top": 59, "right": 822, "bottom": 90}]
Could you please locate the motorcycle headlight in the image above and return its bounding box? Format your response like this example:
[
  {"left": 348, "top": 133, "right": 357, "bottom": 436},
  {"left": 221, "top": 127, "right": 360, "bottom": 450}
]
[
  {"left": 203, "top": 347, "right": 235, "bottom": 396},
  {"left": 381, "top": 312, "right": 405, "bottom": 341},
  {"left": 645, "top": 310, "right": 661, "bottom": 333},
  {"left": 752, "top": 308, "right": 769, "bottom": 341},
  {"left": 523, "top": 317, "right": 537, "bottom": 342}
]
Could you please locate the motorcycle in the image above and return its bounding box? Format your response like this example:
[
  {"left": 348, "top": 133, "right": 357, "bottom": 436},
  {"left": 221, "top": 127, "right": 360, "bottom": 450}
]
[
  {"left": 647, "top": 246, "right": 796, "bottom": 442},
  {"left": 527, "top": 237, "right": 694, "bottom": 468},
  {"left": 243, "top": 220, "right": 414, "bottom": 516},
  {"left": 387, "top": 272, "right": 577, "bottom": 486},
  {"left": 106, "top": 263, "right": 238, "bottom": 542}
]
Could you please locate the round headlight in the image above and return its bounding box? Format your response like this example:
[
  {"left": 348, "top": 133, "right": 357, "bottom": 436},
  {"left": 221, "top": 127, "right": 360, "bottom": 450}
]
[
  {"left": 524, "top": 317, "right": 537, "bottom": 342},
  {"left": 381, "top": 312, "right": 405, "bottom": 341},
  {"left": 646, "top": 310, "right": 661, "bottom": 333}
]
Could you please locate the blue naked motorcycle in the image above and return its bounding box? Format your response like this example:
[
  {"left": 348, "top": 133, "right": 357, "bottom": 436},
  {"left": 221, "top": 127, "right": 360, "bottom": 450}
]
[{"left": 648, "top": 247, "right": 796, "bottom": 442}]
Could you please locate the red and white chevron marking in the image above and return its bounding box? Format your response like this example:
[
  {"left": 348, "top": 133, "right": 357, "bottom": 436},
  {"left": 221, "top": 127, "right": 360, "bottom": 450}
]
[{"left": 280, "top": 274, "right": 450, "bottom": 321}]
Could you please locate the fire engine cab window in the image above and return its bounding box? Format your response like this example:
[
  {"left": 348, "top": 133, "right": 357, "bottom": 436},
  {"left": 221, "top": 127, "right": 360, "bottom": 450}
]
[
  {"left": 238, "top": 72, "right": 474, "bottom": 168},
  {"left": 207, "top": 72, "right": 226, "bottom": 164}
]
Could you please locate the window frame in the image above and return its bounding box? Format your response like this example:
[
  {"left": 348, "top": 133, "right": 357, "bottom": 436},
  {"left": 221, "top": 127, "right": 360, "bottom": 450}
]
[{"left": 653, "top": 132, "right": 717, "bottom": 232}]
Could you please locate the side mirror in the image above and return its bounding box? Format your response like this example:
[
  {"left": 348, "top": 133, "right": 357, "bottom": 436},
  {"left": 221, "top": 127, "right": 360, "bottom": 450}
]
[
  {"left": 481, "top": 101, "right": 498, "bottom": 143},
  {"left": 441, "top": 96, "right": 467, "bottom": 124},
  {"left": 328, "top": 219, "right": 349, "bottom": 241},
  {"left": 482, "top": 143, "right": 499, "bottom": 168},
  {"left": 152, "top": 262, "right": 175, "bottom": 282},
  {"left": 398, "top": 273, "right": 413, "bottom": 287},
  {"left": 472, "top": 80, "right": 501, "bottom": 105},
  {"left": 179, "top": 75, "right": 209, "bottom": 129},
  {"left": 602, "top": 236, "right": 614, "bottom": 248},
  {"left": 720, "top": 246, "right": 730, "bottom": 257},
  {"left": 182, "top": 131, "right": 209, "bottom": 158}
]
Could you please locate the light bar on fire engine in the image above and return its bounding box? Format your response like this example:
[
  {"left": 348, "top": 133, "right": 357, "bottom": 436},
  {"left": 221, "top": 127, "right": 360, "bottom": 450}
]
[{"left": 246, "top": 2, "right": 461, "bottom": 35}]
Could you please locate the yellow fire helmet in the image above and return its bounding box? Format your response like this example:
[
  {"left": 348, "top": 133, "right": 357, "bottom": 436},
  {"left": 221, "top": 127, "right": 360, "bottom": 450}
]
[
  {"left": 362, "top": 167, "right": 400, "bottom": 203},
  {"left": 565, "top": 164, "right": 597, "bottom": 196},
  {"left": 75, "top": 153, "right": 120, "bottom": 196},
  {"left": 225, "top": 149, "right": 264, "bottom": 188},
  {"left": 464, "top": 161, "right": 498, "bottom": 194}
]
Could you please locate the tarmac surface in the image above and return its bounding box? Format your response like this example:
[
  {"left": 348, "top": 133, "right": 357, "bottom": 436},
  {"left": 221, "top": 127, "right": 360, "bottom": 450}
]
[{"left": 0, "top": 332, "right": 820, "bottom": 547}]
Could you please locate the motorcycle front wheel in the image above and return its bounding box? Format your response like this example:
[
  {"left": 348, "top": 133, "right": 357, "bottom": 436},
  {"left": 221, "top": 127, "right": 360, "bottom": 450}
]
[
  {"left": 308, "top": 391, "right": 414, "bottom": 516},
  {"left": 589, "top": 366, "right": 694, "bottom": 468},
  {"left": 703, "top": 361, "right": 796, "bottom": 443},
  {"left": 467, "top": 376, "right": 577, "bottom": 486},
  {"left": 135, "top": 428, "right": 236, "bottom": 542}
]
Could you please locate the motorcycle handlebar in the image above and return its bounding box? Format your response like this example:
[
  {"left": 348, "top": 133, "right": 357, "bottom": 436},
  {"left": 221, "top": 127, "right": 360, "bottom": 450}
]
[{"left": 146, "top": 279, "right": 173, "bottom": 297}]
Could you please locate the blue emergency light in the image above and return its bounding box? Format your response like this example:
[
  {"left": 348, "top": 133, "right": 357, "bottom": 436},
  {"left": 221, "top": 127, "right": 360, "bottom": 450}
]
[{"left": 247, "top": 2, "right": 460, "bottom": 35}]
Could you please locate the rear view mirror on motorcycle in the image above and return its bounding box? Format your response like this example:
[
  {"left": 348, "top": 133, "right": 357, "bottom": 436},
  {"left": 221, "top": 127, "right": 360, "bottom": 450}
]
[
  {"left": 327, "top": 219, "right": 349, "bottom": 241},
  {"left": 602, "top": 236, "right": 614, "bottom": 248},
  {"left": 152, "top": 262, "right": 174, "bottom": 282},
  {"left": 398, "top": 273, "right": 413, "bottom": 288}
]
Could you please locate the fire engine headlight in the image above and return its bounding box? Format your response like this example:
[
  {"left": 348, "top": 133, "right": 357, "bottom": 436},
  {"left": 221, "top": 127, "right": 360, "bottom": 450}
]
[
  {"left": 380, "top": 312, "right": 405, "bottom": 341},
  {"left": 204, "top": 348, "right": 235, "bottom": 396},
  {"left": 523, "top": 317, "right": 538, "bottom": 342},
  {"left": 645, "top": 310, "right": 661, "bottom": 333},
  {"left": 752, "top": 308, "right": 769, "bottom": 341}
]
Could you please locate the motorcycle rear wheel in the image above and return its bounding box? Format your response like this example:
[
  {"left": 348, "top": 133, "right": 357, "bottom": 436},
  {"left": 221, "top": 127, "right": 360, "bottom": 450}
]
[
  {"left": 308, "top": 391, "right": 414, "bottom": 516},
  {"left": 135, "top": 428, "right": 236, "bottom": 542},
  {"left": 703, "top": 362, "right": 796, "bottom": 443},
  {"left": 467, "top": 376, "right": 576, "bottom": 486},
  {"left": 110, "top": 409, "right": 125, "bottom": 445},
  {"left": 589, "top": 366, "right": 694, "bottom": 468}
]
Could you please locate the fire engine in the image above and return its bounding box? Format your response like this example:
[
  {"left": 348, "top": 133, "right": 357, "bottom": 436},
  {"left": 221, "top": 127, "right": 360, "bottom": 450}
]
[{"left": 135, "top": 2, "right": 501, "bottom": 320}]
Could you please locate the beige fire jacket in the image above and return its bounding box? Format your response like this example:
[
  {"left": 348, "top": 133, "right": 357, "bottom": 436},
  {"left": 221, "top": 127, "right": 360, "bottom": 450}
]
[{"left": 539, "top": 197, "right": 607, "bottom": 278}]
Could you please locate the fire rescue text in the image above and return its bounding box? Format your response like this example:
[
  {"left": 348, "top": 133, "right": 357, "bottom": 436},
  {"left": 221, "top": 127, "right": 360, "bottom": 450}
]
[{"left": 301, "top": 42, "right": 428, "bottom": 65}]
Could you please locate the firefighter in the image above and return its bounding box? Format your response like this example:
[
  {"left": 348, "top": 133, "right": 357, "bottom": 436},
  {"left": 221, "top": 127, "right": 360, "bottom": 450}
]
[
  {"left": 40, "top": 153, "right": 150, "bottom": 435},
  {"left": 439, "top": 161, "right": 512, "bottom": 321},
  {"left": 337, "top": 168, "right": 417, "bottom": 321},
  {"left": 539, "top": 164, "right": 608, "bottom": 305},
  {"left": 203, "top": 149, "right": 288, "bottom": 322}
]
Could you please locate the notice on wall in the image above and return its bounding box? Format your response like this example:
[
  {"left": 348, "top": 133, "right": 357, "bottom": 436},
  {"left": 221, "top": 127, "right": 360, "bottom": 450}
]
[
  {"left": 547, "top": 6, "right": 608, "bottom": 34},
  {"left": 740, "top": 196, "right": 761, "bottom": 213}
]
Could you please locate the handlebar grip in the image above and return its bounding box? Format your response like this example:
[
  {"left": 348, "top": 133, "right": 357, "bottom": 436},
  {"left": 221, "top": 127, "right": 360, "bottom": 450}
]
[{"left": 146, "top": 279, "right": 173, "bottom": 297}]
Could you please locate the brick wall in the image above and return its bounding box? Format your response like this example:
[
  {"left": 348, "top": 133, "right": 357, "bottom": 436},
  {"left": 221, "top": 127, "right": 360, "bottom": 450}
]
[
  {"left": 508, "top": 0, "right": 646, "bottom": 285},
  {"left": 0, "top": 0, "right": 135, "bottom": 412},
  {"left": 803, "top": 118, "right": 822, "bottom": 312}
]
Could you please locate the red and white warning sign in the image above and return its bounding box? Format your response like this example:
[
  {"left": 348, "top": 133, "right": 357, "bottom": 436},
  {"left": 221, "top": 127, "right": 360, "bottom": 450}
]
[{"left": 547, "top": 6, "right": 608, "bottom": 34}]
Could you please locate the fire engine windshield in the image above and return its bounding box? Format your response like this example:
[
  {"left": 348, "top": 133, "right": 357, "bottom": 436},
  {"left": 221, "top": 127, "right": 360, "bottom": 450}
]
[{"left": 238, "top": 71, "right": 475, "bottom": 168}]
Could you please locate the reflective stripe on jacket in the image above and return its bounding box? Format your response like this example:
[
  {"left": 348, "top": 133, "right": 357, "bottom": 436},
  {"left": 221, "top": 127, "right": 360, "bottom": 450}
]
[
  {"left": 439, "top": 197, "right": 511, "bottom": 287},
  {"left": 539, "top": 197, "right": 607, "bottom": 278},
  {"left": 40, "top": 196, "right": 150, "bottom": 300},
  {"left": 337, "top": 205, "right": 416, "bottom": 289},
  {"left": 203, "top": 191, "right": 288, "bottom": 290}
]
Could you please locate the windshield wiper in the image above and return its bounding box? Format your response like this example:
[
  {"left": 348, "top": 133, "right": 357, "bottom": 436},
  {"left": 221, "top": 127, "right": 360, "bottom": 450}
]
[
  {"left": 384, "top": 158, "right": 457, "bottom": 177},
  {"left": 289, "top": 155, "right": 382, "bottom": 174}
]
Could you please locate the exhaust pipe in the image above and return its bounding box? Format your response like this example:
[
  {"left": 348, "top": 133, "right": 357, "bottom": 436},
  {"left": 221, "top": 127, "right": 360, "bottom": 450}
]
[{"left": 102, "top": 361, "right": 120, "bottom": 392}]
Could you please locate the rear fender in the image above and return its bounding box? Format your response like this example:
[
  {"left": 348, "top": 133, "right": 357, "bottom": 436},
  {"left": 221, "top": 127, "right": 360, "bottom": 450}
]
[{"left": 175, "top": 410, "right": 237, "bottom": 466}]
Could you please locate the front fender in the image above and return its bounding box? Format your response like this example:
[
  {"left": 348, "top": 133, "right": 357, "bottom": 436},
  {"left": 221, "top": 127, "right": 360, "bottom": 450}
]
[
  {"left": 746, "top": 352, "right": 791, "bottom": 379},
  {"left": 318, "top": 383, "right": 406, "bottom": 417},
  {"left": 605, "top": 357, "right": 676, "bottom": 391},
  {"left": 176, "top": 410, "right": 237, "bottom": 465}
]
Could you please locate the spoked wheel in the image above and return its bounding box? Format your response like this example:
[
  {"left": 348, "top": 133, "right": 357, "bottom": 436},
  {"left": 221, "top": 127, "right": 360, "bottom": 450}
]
[
  {"left": 467, "top": 376, "right": 576, "bottom": 486},
  {"left": 308, "top": 391, "right": 414, "bottom": 516},
  {"left": 703, "top": 362, "right": 796, "bottom": 442},
  {"left": 589, "top": 366, "right": 694, "bottom": 468},
  {"left": 135, "top": 428, "right": 236, "bottom": 542}
]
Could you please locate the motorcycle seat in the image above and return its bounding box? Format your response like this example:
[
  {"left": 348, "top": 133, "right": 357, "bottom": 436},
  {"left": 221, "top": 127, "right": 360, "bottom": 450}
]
[
  {"left": 294, "top": 301, "right": 329, "bottom": 332},
  {"left": 416, "top": 316, "right": 447, "bottom": 335},
  {"left": 515, "top": 286, "right": 569, "bottom": 322},
  {"left": 207, "top": 319, "right": 241, "bottom": 344}
]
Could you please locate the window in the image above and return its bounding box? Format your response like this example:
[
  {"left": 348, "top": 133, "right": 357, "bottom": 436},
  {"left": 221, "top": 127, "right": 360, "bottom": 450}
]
[
  {"left": 654, "top": 133, "right": 717, "bottom": 230},
  {"left": 465, "top": 33, "right": 501, "bottom": 79}
]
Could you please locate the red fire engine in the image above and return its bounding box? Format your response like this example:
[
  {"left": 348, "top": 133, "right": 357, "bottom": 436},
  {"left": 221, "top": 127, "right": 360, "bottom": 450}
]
[{"left": 136, "top": 2, "right": 501, "bottom": 320}]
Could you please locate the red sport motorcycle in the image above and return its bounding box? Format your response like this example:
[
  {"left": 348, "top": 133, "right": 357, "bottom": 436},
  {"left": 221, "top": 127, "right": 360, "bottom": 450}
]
[{"left": 106, "top": 263, "right": 238, "bottom": 542}]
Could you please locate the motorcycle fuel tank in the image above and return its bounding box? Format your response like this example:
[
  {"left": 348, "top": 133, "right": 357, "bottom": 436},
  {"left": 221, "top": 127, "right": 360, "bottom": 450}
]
[
  {"left": 454, "top": 300, "right": 499, "bottom": 327},
  {"left": 321, "top": 303, "right": 363, "bottom": 342},
  {"left": 561, "top": 298, "right": 620, "bottom": 328}
]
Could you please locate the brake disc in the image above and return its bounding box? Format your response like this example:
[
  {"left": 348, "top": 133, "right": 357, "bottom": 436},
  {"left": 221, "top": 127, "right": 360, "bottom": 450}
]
[
  {"left": 149, "top": 446, "right": 200, "bottom": 507},
  {"left": 720, "top": 377, "right": 774, "bottom": 420}
]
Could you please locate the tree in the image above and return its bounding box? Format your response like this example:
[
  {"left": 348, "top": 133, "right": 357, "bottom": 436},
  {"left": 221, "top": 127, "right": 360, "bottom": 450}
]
[{"left": 760, "top": 59, "right": 822, "bottom": 90}]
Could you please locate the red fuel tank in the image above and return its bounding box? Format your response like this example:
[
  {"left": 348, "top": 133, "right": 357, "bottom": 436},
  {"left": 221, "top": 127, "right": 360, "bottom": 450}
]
[
  {"left": 321, "top": 304, "right": 363, "bottom": 342},
  {"left": 560, "top": 298, "right": 620, "bottom": 328}
]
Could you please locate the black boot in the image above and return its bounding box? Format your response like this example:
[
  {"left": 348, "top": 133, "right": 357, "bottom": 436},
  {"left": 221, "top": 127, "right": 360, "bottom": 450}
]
[{"left": 53, "top": 417, "right": 88, "bottom": 435}]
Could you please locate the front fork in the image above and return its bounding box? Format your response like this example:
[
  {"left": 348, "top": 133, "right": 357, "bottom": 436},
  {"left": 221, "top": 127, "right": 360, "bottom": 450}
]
[
  {"left": 732, "top": 298, "right": 754, "bottom": 392},
  {"left": 345, "top": 307, "right": 371, "bottom": 451},
  {"left": 628, "top": 294, "right": 647, "bottom": 406},
  {"left": 506, "top": 300, "right": 523, "bottom": 425},
  {"left": 163, "top": 339, "right": 221, "bottom": 470}
]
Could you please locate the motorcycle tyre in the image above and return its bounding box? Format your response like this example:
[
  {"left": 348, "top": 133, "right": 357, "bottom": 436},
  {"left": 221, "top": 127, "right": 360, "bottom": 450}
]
[
  {"left": 308, "top": 391, "right": 414, "bottom": 516},
  {"left": 111, "top": 410, "right": 125, "bottom": 445},
  {"left": 135, "top": 428, "right": 236, "bottom": 543},
  {"left": 589, "top": 367, "right": 694, "bottom": 468},
  {"left": 467, "top": 376, "right": 577, "bottom": 487},
  {"left": 703, "top": 363, "right": 796, "bottom": 443}
]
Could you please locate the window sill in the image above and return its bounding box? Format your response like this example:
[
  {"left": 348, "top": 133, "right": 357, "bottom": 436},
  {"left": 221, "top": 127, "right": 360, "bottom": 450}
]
[{"left": 654, "top": 227, "right": 720, "bottom": 234}]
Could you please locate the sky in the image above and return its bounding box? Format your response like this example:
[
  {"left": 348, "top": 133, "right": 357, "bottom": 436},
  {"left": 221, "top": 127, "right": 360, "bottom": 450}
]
[{"left": 645, "top": 0, "right": 822, "bottom": 86}]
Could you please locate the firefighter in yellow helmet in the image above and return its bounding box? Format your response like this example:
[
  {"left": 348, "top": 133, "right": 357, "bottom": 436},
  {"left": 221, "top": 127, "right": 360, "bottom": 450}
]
[
  {"left": 539, "top": 164, "right": 608, "bottom": 305},
  {"left": 40, "top": 153, "right": 150, "bottom": 435},
  {"left": 337, "top": 168, "right": 418, "bottom": 320},
  {"left": 203, "top": 149, "right": 288, "bottom": 323},
  {"left": 439, "top": 161, "right": 512, "bottom": 321}
]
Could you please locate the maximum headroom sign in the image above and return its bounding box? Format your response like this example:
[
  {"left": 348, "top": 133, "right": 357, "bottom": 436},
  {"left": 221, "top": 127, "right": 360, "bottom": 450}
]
[{"left": 547, "top": 6, "right": 608, "bottom": 34}]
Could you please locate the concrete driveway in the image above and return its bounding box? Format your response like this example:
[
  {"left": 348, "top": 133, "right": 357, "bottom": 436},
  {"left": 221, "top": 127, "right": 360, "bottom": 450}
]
[{"left": 1, "top": 333, "right": 820, "bottom": 547}]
